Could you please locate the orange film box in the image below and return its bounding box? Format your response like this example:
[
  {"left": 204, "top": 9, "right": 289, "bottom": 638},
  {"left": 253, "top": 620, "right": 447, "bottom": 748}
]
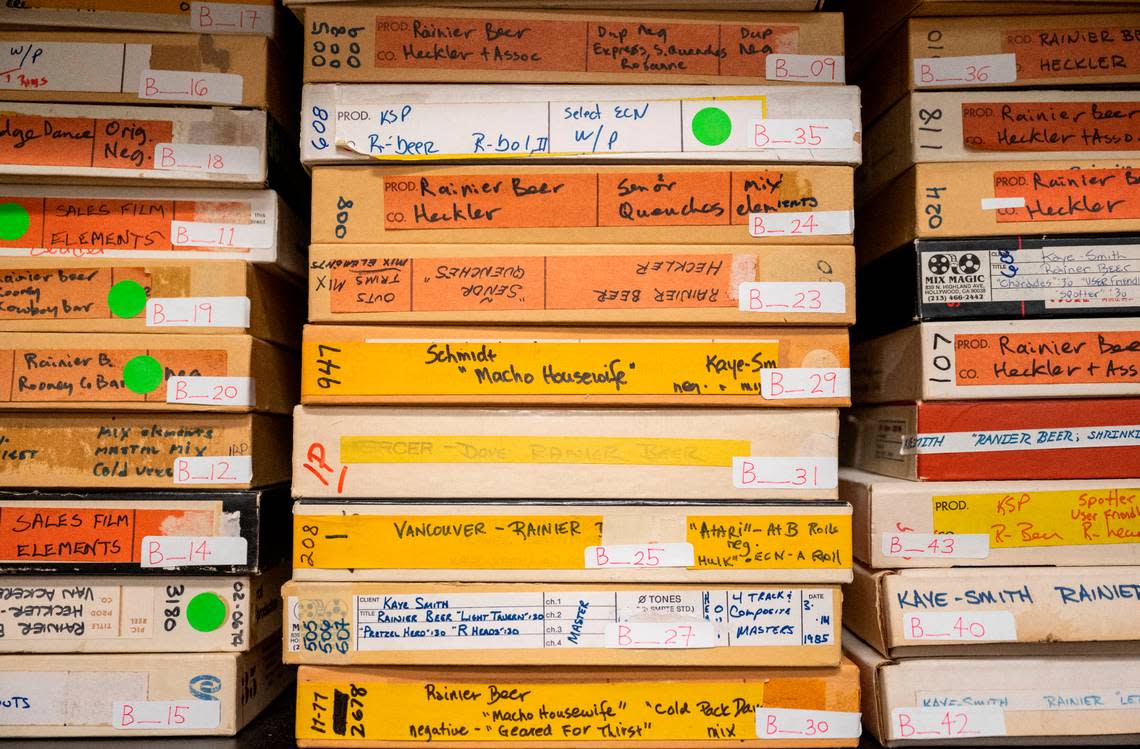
[
  {"left": 302, "top": 6, "right": 843, "bottom": 85},
  {"left": 0, "top": 638, "right": 290, "bottom": 737},
  {"left": 841, "top": 398, "right": 1140, "bottom": 481},
  {"left": 0, "top": 0, "right": 277, "bottom": 35},
  {"left": 311, "top": 164, "right": 855, "bottom": 245},
  {"left": 846, "top": 562, "right": 1140, "bottom": 658},
  {"left": 0, "top": 332, "right": 296, "bottom": 414},
  {"left": 308, "top": 243, "right": 854, "bottom": 326},
  {"left": 283, "top": 581, "right": 842, "bottom": 667},
  {"left": 292, "top": 405, "right": 839, "bottom": 500},
  {"left": 845, "top": 632, "right": 1140, "bottom": 747},
  {"left": 300, "top": 84, "right": 862, "bottom": 166},
  {"left": 0, "top": 567, "right": 285, "bottom": 653},
  {"left": 0, "top": 102, "right": 270, "bottom": 185},
  {"left": 842, "top": 467, "right": 1140, "bottom": 570},
  {"left": 858, "top": 91, "right": 1140, "bottom": 202},
  {"left": 0, "top": 185, "right": 305, "bottom": 277},
  {"left": 301, "top": 324, "right": 850, "bottom": 407},
  {"left": 857, "top": 160, "right": 1140, "bottom": 265},
  {"left": 291, "top": 499, "right": 853, "bottom": 584},
  {"left": 853, "top": 319, "right": 1140, "bottom": 403},
  {"left": 0, "top": 411, "right": 289, "bottom": 490},
  {"left": 0, "top": 259, "right": 303, "bottom": 347},
  {"left": 856, "top": 13, "right": 1140, "bottom": 124},
  {"left": 295, "top": 662, "right": 861, "bottom": 748}
]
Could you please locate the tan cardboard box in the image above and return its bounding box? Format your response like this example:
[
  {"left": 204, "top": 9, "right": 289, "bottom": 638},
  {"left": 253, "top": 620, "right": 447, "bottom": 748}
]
[
  {"left": 283, "top": 581, "right": 842, "bottom": 667},
  {"left": 301, "top": 324, "right": 850, "bottom": 407},
  {"left": 0, "top": 566, "right": 285, "bottom": 653},
  {"left": 291, "top": 499, "right": 853, "bottom": 584},
  {"left": 302, "top": 7, "right": 843, "bottom": 85},
  {"left": 289, "top": 0, "right": 825, "bottom": 9},
  {"left": 0, "top": 32, "right": 296, "bottom": 127},
  {"left": 308, "top": 243, "right": 854, "bottom": 326},
  {"left": 301, "top": 83, "right": 862, "bottom": 166},
  {"left": 0, "top": 102, "right": 269, "bottom": 185},
  {"left": 292, "top": 405, "right": 839, "bottom": 500},
  {"left": 0, "top": 185, "right": 306, "bottom": 277},
  {"left": 0, "top": 0, "right": 277, "bottom": 34},
  {"left": 846, "top": 631, "right": 1140, "bottom": 746},
  {"left": 312, "top": 164, "right": 855, "bottom": 245},
  {"left": 859, "top": 91, "right": 1140, "bottom": 202},
  {"left": 0, "top": 637, "right": 290, "bottom": 736},
  {"left": 857, "top": 13, "right": 1140, "bottom": 124},
  {"left": 842, "top": 467, "right": 1140, "bottom": 570},
  {"left": 0, "top": 259, "right": 302, "bottom": 346},
  {"left": 857, "top": 160, "right": 1140, "bottom": 265},
  {"left": 0, "top": 411, "right": 290, "bottom": 489},
  {"left": 846, "top": 562, "right": 1140, "bottom": 658},
  {"left": 853, "top": 319, "right": 1140, "bottom": 403},
  {"left": 296, "top": 661, "right": 861, "bottom": 747},
  {"left": 0, "top": 332, "right": 295, "bottom": 413}
]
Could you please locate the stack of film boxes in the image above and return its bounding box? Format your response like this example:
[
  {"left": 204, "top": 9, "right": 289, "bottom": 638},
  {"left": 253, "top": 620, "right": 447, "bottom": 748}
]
[
  {"left": 841, "top": 1, "right": 1140, "bottom": 746},
  {"left": 282, "top": 1, "right": 868, "bottom": 747},
  {"left": 0, "top": 0, "right": 306, "bottom": 738}
]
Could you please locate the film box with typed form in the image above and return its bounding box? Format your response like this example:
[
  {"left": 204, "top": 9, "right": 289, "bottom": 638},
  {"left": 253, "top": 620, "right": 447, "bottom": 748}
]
[
  {"left": 302, "top": 6, "right": 844, "bottom": 85},
  {"left": 292, "top": 405, "right": 839, "bottom": 500},
  {"left": 283, "top": 581, "right": 842, "bottom": 667},
  {"left": 291, "top": 499, "right": 853, "bottom": 584},
  {"left": 311, "top": 164, "right": 855, "bottom": 246}
]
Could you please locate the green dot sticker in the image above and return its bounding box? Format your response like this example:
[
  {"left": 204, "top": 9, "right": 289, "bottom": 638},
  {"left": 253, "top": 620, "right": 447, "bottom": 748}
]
[
  {"left": 186, "top": 592, "right": 227, "bottom": 633},
  {"left": 122, "top": 355, "right": 163, "bottom": 394},
  {"left": 107, "top": 280, "right": 147, "bottom": 319},
  {"left": 691, "top": 107, "right": 733, "bottom": 147},
  {"left": 0, "top": 202, "right": 30, "bottom": 241}
]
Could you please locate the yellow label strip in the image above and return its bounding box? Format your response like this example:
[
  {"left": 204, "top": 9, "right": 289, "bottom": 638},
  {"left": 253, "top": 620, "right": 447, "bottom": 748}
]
[{"left": 688, "top": 514, "right": 851, "bottom": 569}]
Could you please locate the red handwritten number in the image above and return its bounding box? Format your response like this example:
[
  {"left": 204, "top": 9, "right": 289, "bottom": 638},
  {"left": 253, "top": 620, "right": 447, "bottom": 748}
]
[{"left": 208, "top": 153, "right": 225, "bottom": 170}]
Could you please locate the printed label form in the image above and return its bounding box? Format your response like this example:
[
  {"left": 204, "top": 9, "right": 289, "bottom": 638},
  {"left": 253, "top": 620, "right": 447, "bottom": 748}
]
[
  {"left": 748, "top": 210, "right": 853, "bottom": 238},
  {"left": 153, "top": 144, "right": 261, "bottom": 176},
  {"left": 756, "top": 709, "right": 863, "bottom": 740},
  {"left": 890, "top": 706, "right": 1007, "bottom": 740},
  {"left": 170, "top": 221, "right": 272, "bottom": 249},
  {"left": 748, "top": 119, "right": 855, "bottom": 149},
  {"left": 881, "top": 533, "right": 991, "bottom": 559},
  {"left": 914, "top": 54, "right": 1017, "bottom": 87},
  {"left": 172, "top": 456, "right": 252, "bottom": 485},
  {"left": 166, "top": 376, "right": 254, "bottom": 407},
  {"left": 993, "top": 167, "right": 1140, "bottom": 223},
  {"left": 139, "top": 535, "right": 247, "bottom": 567},
  {"left": 189, "top": 2, "right": 274, "bottom": 34},
  {"left": 765, "top": 54, "right": 845, "bottom": 83},
  {"left": 146, "top": 297, "right": 251, "bottom": 328},
  {"left": 760, "top": 368, "right": 850, "bottom": 400},
  {"left": 961, "top": 101, "right": 1140, "bottom": 152},
  {"left": 584, "top": 543, "right": 694, "bottom": 569},
  {"left": 901, "top": 426, "right": 1140, "bottom": 454},
  {"left": 603, "top": 621, "right": 716, "bottom": 649},
  {"left": 732, "top": 457, "right": 838, "bottom": 489},
  {"left": 113, "top": 700, "right": 221, "bottom": 729},
  {"left": 738, "top": 282, "right": 846, "bottom": 313},
  {"left": 902, "top": 611, "right": 1018, "bottom": 642},
  {"left": 1004, "top": 26, "right": 1140, "bottom": 81},
  {"left": 138, "top": 70, "right": 243, "bottom": 105}
]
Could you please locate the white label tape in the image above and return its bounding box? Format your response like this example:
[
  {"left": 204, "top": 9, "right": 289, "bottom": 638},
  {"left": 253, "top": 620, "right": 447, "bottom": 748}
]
[
  {"left": 139, "top": 535, "right": 248, "bottom": 568},
  {"left": 902, "top": 611, "right": 1018, "bottom": 642},
  {"left": 755, "top": 709, "right": 863, "bottom": 740},
  {"left": 113, "top": 700, "right": 221, "bottom": 729},
  {"left": 138, "top": 69, "right": 243, "bottom": 105},
  {"left": 890, "top": 706, "right": 1007, "bottom": 740},
  {"left": 732, "top": 457, "right": 838, "bottom": 490},
  {"left": 981, "top": 197, "right": 1026, "bottom": 210},
  {"left": 914, "top": 54, "right": 1017, "bottom": 87},
  {"left": 189, "top": 2, "right": 274, "bottom": 34},
  {"left": 748, "top": 210, "right": 852, "bottom": 238},
  {"left": 882, "top": 533, "right": 991, "bottom": 559},
  {"left": 765, "top": 54, "right": 845, "bottom": 83},
  {"left": 738, "top": 281, "right": 846, "bottom": 314},
  {"left": 170, "top": 221, "right": 273, "bottom": 249},
  {"left": 166, "top": 376, "right": 254, "bottom": 407},
  {"left": 172, "top": 456, "right": 252, "bottom": 485},
  {"left": 760, "top": 368, "right": 850, "bottom": 400},
  {"left": 146, "top": 297, "right": 251, "bottom": 328},
  {"left": 902, "top": 426, "right": 1140, "bottom": 455},
  {"left": 603, "top": 621, "right": 715, "bottom": 649},
  {"left": 748, "top": 119, "right": 855, "bottom": 149},
  {"left": 153, "top": 143, "right": 260, "bottom": 176},
  {"left": 584, "top": 543, "right": 694, "bottom": 569}
]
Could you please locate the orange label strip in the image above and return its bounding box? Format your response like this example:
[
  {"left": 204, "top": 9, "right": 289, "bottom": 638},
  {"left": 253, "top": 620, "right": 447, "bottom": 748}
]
[
  {"left": 1004, "top": 26, "right": 1140, "bottom": 80},
  {"left": 961, "top": 101, "right": 1140, "bottom": 152},
  {"left": 993, "top": 167, "right": 1140, "bottom": 222}
]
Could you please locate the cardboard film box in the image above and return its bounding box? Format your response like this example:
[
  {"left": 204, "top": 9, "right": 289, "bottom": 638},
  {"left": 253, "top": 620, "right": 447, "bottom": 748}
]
[
  {"left": 846, "top": 632, "right": 1140, "bottom": 746},
  {"left": 308, "top": 243, "right": 855, "bottom": 326},
  {"left": 295, "top": 661, "right": 861, "bottom": 748},
  {"left": 292, "top": 405, "right": 839, "bottom": 500},
  {"left": 0, "top": 566, "right": 285, "bottom": 653},
  {"left": 0, "top": 0, "right": 277, "bottom": 34},
  {"left": 291, "top": 499, "right": 853, "bottom": 584},
  {"left": 0, "top": 637, "right": 290, "bottom": 737},
  {"left": 301, "top": 83, "right": 862, "bottom": 166},
  {"left": 859, "top": 91, "right": 1140, "bottom": 202},
  {"left": 857, "top": 160, "right": 1140, "bottom": 266},
  {"left": 857, "top": 13, "right": 1140, "bottom": 124},
  {"left": 311, "top": 164, "right": 855, "bottom": 246},
  {"left": 288, "top": 0, "right": 825, "bottom": 11},
  {"left": 0, "top": 185, "right": 306, "bottom": 278},
  {"left": 0, "top": 332, "right": 296, "bottom": 414},
  {"left": 302, "top": 7, "right": 843, "bottom": 85},
  {"left": 842, "top": 467, "right": 1140, "bottom": 570},
  {"left": 0, "top": 411, "right": 290, "bottom": 490},
  {"left": 841, "top": 398, "right": 1140, "bottom": 481},
  {"left": 0, "top": 485, "right": 289, "bottom": 575},
  {"left": 846, "top": 562, "right": 1140, "bottom": 657},
  {"left": 283, "top": 581, "right": 842, "bottom": 667},
  {"left": 301, "top": 324, "right": 850, "bottom": 407},
  {"left": 853, "top": 318, "right": 1140, "bottom": 403}
]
